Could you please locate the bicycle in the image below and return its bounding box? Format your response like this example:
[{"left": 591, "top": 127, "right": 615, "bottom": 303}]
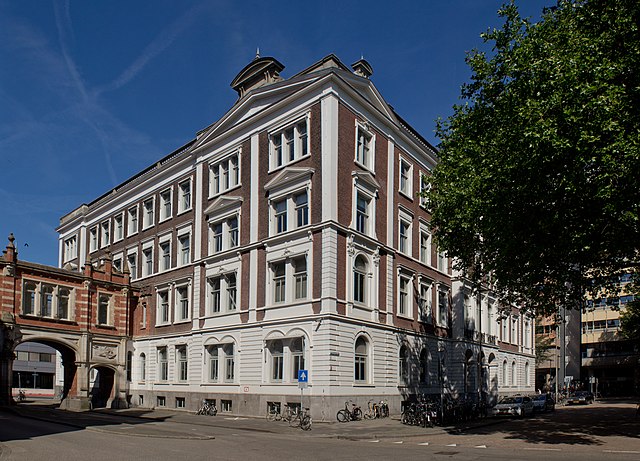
[
  {"left": 363, "top": 400, "right": 380, "bottom": 419},
  {"left": 266, "top": 403, "right": 298, "bottom": 422},
  {"left": 289, "top": 407, "right": 312, "bottom": 430},
  {"left": 378, "top": 399, "right": 389, "bottom": 418},
  {"left": 337, "top": 400, "right": 362, "bottom": 422},
  {"left": 196, "top": 399, "right": 217, "bottom": 416}
]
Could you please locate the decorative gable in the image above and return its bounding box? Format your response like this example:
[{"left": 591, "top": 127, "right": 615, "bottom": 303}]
[
  {"left": 203, "top": 196, "right": 243, "bottom": 217},
  {"left": 264, "top": 167, "right": 315, "bottom": 196}
]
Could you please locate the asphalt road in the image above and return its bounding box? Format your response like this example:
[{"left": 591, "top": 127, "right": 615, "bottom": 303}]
[{"left": 1, "top": 399, "right": 638, "bottom": 460}]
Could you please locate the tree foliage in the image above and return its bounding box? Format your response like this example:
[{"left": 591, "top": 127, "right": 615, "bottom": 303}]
[
  {"left": 430, "top": 0, "right": 640, "bottom": 316},
  {"left": 619, "top": 298, "right": 640, "bottom": 349}
]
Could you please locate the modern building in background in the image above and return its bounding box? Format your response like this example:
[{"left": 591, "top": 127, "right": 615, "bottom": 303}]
[
  {"left": 4, "top": 54, "right": 534, "bottom": 416},
  {"left": 12, "top": 343, "right": 57, "bottom": 397},
  {"left": 581, "top": 275, "right": 639, "bottom": 396}
]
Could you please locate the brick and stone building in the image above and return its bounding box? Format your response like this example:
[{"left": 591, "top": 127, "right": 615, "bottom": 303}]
[{"left": 4, "top": 54, "right": 535, "bottom": 415}]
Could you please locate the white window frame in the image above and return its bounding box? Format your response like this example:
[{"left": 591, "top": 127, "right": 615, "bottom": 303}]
[
  {"left": 437, "top": 286, "right": 449, "bottom": 327},
  {"left": 175, "top": 283, "right": 191, "bottom": 323},
  {"left": 419, "top": 172, "right": 431, "bottom": 209},
  {"left": 178, "top": 178, "right": 192, "bottom": 213},
  {"left": 156, "top": 288, "right": 171, "bottom": 326},
  {"left": 351, "top": 171, "right": 379, "bottom": 238},
  {"left": 206, "top": 271, "right": 238, "bottom": 315},
  {"left": 354, "top": 335, "right": 370, "bottom": 384},
  {"left": 397, "top": 271, "right": 413, "bottom": 319},
  {"left": 63, "top": 235, "right": 77, "bottom": 262},
  {"left": 269, "top": 189, "right": 309, "bottom": 236},
  {"left": 176, "top": 345, "right": 188, "bottom": 382},
  {"left": 418, "top": 277, "right": 433, "bottom": 323},
  {"left": 354, "top": 121, "right": 375, "bottom": 172},
  {"left": 209, "top": 150, "right": 241, "bottom": 197},
  {"left": 399, "top": 157, "right": 413, "bottom": 198},
  {"left": 113, "top": 212, "right": 124, "bottom": 242},
  {"left": 97, "top": 292, "right": 113, "bottom": 326},
  {"left": 159, "top": 188, "right": 173, "bottom": 222},
  {"left": 127, "top": 249, "right": 138, "bottom": 280},
  {"left": 143, "top": 197, "right": 155, "bottom": 229},
  {"left": 269, "top": 115, "right": 310, "bottom": 171},
  {"left": 209, "top": 214, "right": 240, "bottom": 254},
  {"left": 142, "top": 241, "right": 154, "bottom": 277},
  {"left": 89, "top": 226, "right": 98, "bottom": 253},
  {"left": 158, "top": 235, "right": 172, "bottom": 272},
  {"left": 398, "top": 209, "right": 413, "bottom": 257},
  {"left": 100, "top": 220, "right": 110, "bottom": 248},
  {"left": 419, "top": 222, "right": 432, "bottom": 266},
  {"left": 158, "top": 347, "right": 168, "bottom": 382},
  {"left": 127, "top": 205, "right": 139, "bottom": 236},
  {"left": 177, "top": 227, "right": 191, "bottom": 267},
  {"left": 266, "top": 254, "right": 310, "bottom": 307}
]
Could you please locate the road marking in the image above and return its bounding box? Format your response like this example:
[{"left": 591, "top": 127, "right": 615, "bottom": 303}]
[
  {"left": 603, "top": 450, "right": 640, "bottom": 454},
  {"left": 367, "top": 440, "right": 380, "bottom": 443},
  {"left": 475, "top": 445, "right": 487, "bottom": 448},
  {"left": 418, "top": 442, "right": 430, "bottom": 446},
  {"left": 446, "top": 443, "right": 457, "bottom": 447},
  {"left": 393, "top": 441, "right": 403, "bottom": 444},
  {"left": 524, "top": 448, "right": 561, "bottom": 451}
]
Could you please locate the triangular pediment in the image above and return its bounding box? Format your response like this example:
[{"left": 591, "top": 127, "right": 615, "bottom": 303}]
[
  {"left": 264, "top": 167, "right": 315, "bottom": 193},
  {"left": 352, "top": 170, "right": 380, "bottom": 191},
  {"left": 203, "top": 195, "right": 243, "bottom": 217}
]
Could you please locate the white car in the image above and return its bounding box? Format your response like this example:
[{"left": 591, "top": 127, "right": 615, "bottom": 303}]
[{"left": 490, "top": 396, "right": 535, "bottom": 418}]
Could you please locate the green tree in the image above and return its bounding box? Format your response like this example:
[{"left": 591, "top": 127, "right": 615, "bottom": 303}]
[
  {"left": 619, "top": 298, "right": 640, "bottom": 349},
  {"left": 535, "top": 334, "right": 556, "bottom": 366},
  {"left": 430, "top": 0, "right": 640, "bottom": 316}
]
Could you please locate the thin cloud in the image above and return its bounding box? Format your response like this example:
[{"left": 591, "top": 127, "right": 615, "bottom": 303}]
[{"left": 96, "top": 2, "right": 209, "bottom": 96}]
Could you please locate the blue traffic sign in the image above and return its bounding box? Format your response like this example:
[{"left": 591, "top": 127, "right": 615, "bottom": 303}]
[{"left": 298, "top": 369, "right": 308, "bottom": 382}]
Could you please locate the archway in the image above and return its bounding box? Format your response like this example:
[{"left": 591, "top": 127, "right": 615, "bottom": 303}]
[
  {"left": 12, "top": 338, "right": 77, "bottom": 405},
  {"left": 90, "top": 366, "right": 115, "bottom": 409}
]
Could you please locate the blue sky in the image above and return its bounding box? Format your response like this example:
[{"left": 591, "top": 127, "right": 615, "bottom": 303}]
[{"left": 0, "top": 0, "right": 552, "bottom": 267}]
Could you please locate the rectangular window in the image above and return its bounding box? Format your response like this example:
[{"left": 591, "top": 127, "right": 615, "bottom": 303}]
[
  {"left": 41, "top": 285, "right": 54, "bottom": 317},
  {"left": 356, "top": 125, "right": 373, "bottom": 170},
  {"left": 438, "top": 289, "right": 448, "bottom": 327},
  {"left": 398, "top": 276, "right": 410, "bottom": 316},
  {"left": 226, "top": 273, "right": 237, "bottom": 311},
  {"left": 177, "top": 346, "right": 188, "bottom": 382},
  {"left": 143, "top": 198, "right": 154, "bottom": 228},
  {"left": 127, "top": 253, "right": 137, "bottom": 280},
  {"left": 160, "top": 241, "right": 171, "bottom": 271},
  {"left": 274, "top": 199, "right": 287, "bottom": 234},
  {"left": 158, "top": 290, "right": 170, "bottom": 324},
  {"left": 128, "top": 206, "right": 138, "bottom": 235},
  {"left": 209, "top": 215, "right": 240, "bottom": 254},
  {"left": 179, "top": 234, "right": 190, "bottom": 266},
  {"left": 157, "top": 396, "right": 166, "bottom": 407},
  {"left": 293, "top": 257, "right": 307, "bottom": 300},
  {"left": 221, "top": 399, "right": 232, "bottom": 412},
  {"left": 97, "top": 294, "right": 110, "bottom": 325},
  {"left": 399, "top": 218, "right": 411, "bottom": 255},
  {"left": 143, "top": 248, "right": 153, "bottom": 276},
  {"left": 176, "top": 397, "right": 186, "bottom": 408},
  {"left": 273, "top": 262, "right": 286, "bottom": 303},
  {"left": 209, "top": 347, "right": 219, "bottom": 382},
  {"left": 270, "top": 119, "right": 309, "bottom": 169},
  {"left": 399, "top": 159, "right": 412, "bottom": 196},
  {"left": 160, "top": 189, "right": 172, "bottom": 221},
  {"left": 420, "top": 173, "right": 431, "bottom": 209},
  {"left": 212, "top": 222, "right": 223, "bottom": 253},
  {"left": 100, "top": 221, "right": 110, "bottom": 248},
  {"left": 64, "top": 236, "right": 77, "bottom": 262},
  {"left": 356, "top": 193, "right": 370, "bottom": 234},
  {"left": 224, "top": 344, "right": 235, "bottom": 382},
  {"left": 158, "top": 347, "right": 168, "bottom": 381},
  {"left": 294, "top": 192, "right": 308, "bottom": 228},
  {"left": 114, "top": 214, "right": 124, "bottom": 241},
  {"left": 178, "top": 179, "right": 191, "bottom": 212},
  {"left": 89, "top": 227, "right": 98, "bottom": 252},
  {"left": 23, "top": 282, "right": 36, "bottom": 315},
  {"left": 437, "top": 249, "right": 447, "bottom": 272},
  {"left": 228, "top": 217, "right": 238, "bottom": 248},
  {"left": 207, "top": 272, "right": 237, "bottom": 314},
  {"left": 58, "top": 288, "right": 71, "bottom": 320},
  {"left": 419, "top": 282, "right": 432, "bottom": 323},
  {"left": 210, "top": 153, "right": 240, "bottom": 196},
  {"left": 209, "top": 277, "right": 221, "bottom": 313},
  {"left": 420, "top": 229, "right": 431, "bottom": 265},
  {"left": 176, "top": 286, "right": 189, "bottom": 321}
]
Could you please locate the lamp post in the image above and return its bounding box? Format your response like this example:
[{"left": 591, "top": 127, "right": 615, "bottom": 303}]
[{"left": 438, "top": 344, "right": 446, "bottom": 415}]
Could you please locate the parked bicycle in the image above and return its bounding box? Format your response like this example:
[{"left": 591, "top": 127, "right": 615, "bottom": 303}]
[
  {"left": 337, "top": 400, "right": 362, "bottom": 422},
  {"left": 17, "top": 389, "right": 26, "bottom": 402},
  {"left": 266, "top": 403, "right": 298, "bottom": 422},
  {"left": 378, "top": 399, "right": 389, "bottom": 418},
  {"left": 289, "top": 407, "right": 312, "bottom": 430},
  {"left": 363, "top": 400, "right": 380, "bottom": 419},
  {"left": 196, "top": 399, "right": 217, "bottom": 416}
]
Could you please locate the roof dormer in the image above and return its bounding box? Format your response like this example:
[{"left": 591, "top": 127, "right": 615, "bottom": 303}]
[{"left": 230, "top": 53, "right": 285, "bottom": 98}]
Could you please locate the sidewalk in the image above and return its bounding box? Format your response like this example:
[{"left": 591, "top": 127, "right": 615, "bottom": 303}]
[{"left": 1, "top": 401, "right": 501, "bottom": 441}]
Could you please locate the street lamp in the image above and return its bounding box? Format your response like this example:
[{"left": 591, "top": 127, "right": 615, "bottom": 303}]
[{"left": 438, "top": 345, "right": 446, "bottom": 415}]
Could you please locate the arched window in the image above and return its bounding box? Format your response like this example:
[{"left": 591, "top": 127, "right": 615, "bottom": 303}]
[
  {"left": 139, "top": 353, "right": 146, "bottom": 381},
  {"left": 419, "top": 349, "right": 429, "bottom": 384},
  {"left": 399, "top": 345, "right": 410, "bottom": 384},
  {"left": 502, "top": 360, "right": 507, "bottom": 387},
  {"left": 511, "top": 361, "right": 516, "bottom": 387},
  {"left": 353, "top": 255, "right": 368, "bottom": 304},
  {"left": 354, "top": 336, "right": 369, "bottom": 383},
  {"left": 208, "top": 346, "right": 219, "bottom": 382},
  {"left": 23, "top": 282, "right": 37, "bottom": 315},
  {"left": 223, "top": 344, "right": 235, "bottom": 382},
  {"left": 269, "top": 339, "right": 284, "bottom": 382}
]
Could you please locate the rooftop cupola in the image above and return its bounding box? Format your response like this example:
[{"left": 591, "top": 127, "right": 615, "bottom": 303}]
[
  {"left": 351, "top": 58, "right": 373, "bottom": 79},
  {"left": 230, "top": 51, "right": 285, "bottom": 98}
]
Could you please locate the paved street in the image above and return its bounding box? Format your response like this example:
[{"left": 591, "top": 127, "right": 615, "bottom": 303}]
[{"left": 1, "top": 399, "right": 638, "bottom": 460}]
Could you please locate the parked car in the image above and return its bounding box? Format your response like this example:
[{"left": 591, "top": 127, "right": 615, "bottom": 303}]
[
  {"left": 490, "top": 396, "right": 535, "bottom": 417},
  {"left": 566, "top": 391, "right": 594, "bottom": 405},
  {"left": 532, "top": 393, "right": 555, "bottom": 413}
]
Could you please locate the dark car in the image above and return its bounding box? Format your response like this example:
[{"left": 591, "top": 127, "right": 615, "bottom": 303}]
[
  {"left": 566, "top": 391, "right": 594, "bottom": 405},
  {"left": 532, "top": 393, "right": 555, "bottom": 413}
]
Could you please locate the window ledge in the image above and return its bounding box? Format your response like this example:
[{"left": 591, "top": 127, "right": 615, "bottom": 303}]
[
  {"left": 354, "top": 161, "right": 375, "bottom": 175},
  {"left": 398, "top": 190, "right": 414, "bottom": 201}
]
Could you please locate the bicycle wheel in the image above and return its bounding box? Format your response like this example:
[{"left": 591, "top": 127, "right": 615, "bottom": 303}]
[
  {"left": 300, "top": 415, "right": 312, "bottom": 431},
  {"left": 336, "top": 409, "right": 349, "bottom": 422},
  {"left": 353, "top": 407, "right": 363, "bottom": 421}
]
